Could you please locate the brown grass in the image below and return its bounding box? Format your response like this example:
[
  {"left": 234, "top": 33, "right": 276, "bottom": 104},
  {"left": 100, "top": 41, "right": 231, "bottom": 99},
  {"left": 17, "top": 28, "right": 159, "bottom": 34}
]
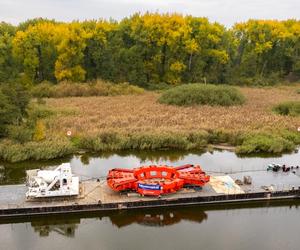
[{"left": 44, "top": 85, "right": 300, "bottom": 137}]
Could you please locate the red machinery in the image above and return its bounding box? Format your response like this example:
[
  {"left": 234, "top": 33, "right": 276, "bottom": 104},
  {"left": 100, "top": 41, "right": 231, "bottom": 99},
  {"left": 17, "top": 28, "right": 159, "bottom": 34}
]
[{"left": 107, "top": 164, "right": 210, "bottom": 196}]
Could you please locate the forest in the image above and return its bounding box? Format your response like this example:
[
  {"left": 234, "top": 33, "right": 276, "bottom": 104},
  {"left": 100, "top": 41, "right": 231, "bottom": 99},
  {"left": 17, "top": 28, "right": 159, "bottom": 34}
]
[
  {"left": 0, "top": 13, "right": 299, "bottom": 87},
  {"left": 0, "top": 13, "right": 300, "bottom": 161}
]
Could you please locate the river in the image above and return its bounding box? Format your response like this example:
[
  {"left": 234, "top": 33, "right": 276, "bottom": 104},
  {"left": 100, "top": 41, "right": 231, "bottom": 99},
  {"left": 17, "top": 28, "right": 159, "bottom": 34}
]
[{"left": 0, "top": 149, "right": 299, "bottom": 250}]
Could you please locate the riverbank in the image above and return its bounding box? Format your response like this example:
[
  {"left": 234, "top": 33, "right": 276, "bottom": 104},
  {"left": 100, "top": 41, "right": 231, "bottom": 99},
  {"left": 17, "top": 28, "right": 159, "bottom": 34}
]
[{"left": 0, "top": 85, "right": 299, "bottom": 162}]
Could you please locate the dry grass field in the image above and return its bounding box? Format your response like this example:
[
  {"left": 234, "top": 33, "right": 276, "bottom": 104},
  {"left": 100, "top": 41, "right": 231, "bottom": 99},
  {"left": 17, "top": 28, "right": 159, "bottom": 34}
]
[
  {"left": 1, "top": 84, "right": 299, "bottom": 162},
  {"left": 45, "top": 85, "right": 300, "bottom": 137}
]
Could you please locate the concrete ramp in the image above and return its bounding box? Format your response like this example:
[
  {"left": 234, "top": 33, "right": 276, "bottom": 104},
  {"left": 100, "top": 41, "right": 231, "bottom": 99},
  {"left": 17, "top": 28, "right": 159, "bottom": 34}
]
[{"left": 210, "top": 176, "right": 244, "bottom": 194}]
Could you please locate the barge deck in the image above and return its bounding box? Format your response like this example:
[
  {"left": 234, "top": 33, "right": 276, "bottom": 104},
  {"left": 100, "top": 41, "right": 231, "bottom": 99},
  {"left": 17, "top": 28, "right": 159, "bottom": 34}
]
[{"left": 0, "top": 170, "right": 300, "bottom": 218}]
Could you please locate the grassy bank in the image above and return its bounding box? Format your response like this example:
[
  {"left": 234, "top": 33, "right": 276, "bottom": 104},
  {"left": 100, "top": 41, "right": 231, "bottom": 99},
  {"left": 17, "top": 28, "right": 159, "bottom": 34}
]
[
  {"left": 0, "top": 84, "right": 299, "bottom": 162},
  {"left": 0, "top": 129, "right": 299, "bottom": 162}
]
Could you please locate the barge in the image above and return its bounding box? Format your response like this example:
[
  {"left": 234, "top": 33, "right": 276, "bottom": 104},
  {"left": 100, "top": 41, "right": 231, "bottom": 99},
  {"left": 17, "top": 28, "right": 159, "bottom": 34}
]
[{"left": 0, "top": 164, "right": 300, "bottom": 218}]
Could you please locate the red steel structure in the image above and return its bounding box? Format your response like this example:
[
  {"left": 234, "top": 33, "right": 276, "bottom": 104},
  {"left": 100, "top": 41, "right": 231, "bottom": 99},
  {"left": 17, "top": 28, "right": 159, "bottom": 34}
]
[{"left": 107, "top": 164, "right": 210, "bottom": 196}]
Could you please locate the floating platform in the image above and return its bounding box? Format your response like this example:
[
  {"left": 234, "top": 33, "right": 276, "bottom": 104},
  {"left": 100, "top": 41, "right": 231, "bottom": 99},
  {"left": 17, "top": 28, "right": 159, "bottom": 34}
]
[{"left": 0, "top": 170, "right": 299, "bottom": 218}]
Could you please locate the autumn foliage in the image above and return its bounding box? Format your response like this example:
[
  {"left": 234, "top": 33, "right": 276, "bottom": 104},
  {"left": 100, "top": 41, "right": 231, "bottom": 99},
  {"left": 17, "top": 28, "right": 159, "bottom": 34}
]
[{"left": 0, "top": 14, "right": 299, "bottom": 86}]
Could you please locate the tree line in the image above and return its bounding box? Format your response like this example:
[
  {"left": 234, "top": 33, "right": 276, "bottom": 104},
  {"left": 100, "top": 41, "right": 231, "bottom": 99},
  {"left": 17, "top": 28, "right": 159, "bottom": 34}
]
[{"left": 0, "top": 13, "right": 300, "bottom": 86}]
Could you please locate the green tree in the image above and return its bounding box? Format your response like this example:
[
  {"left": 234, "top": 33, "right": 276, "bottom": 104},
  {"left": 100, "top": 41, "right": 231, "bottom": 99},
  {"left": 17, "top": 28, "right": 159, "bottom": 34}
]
[
  {"left": 0, "top": 14, "right": 299, "bottom": 86},
  {"left": 0, "top": 82, "right": 30, "bottom": 136},
  {"left": 0, "top": 22, "right": 17, "bottom": 82},
  {"left": 13, "top": 21, "right": 59, "bottom": 83}
]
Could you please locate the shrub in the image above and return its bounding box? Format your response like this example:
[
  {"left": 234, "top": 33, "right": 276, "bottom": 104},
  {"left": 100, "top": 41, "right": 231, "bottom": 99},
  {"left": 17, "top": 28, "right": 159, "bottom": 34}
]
[
  {"left": 31, "top": 80, "right": 144, "bottom": 98},
  {"left": 33, "top": 120, "right": 46, "bottom": 141},
  {"left": 108, "top": 82, "right": 144, "bottom": 96},
  {"left": 124, "top": 133, "right": 190, "bottom": 150},
  {"left": 236, "top": 133, "right": 296, "bottom": 154},
  {"left": 207, "top": 130, "right": 242, "bottom": 145},
  {"left": 31, "top": 81, "right": 55, "bottom": 98},
  {"left": 0, "top": 82, "right": 30, "bottom": 136},
  {"left": 279, "top": 130, "right": 300, "bottom": 145},
  {"left": 230, "top": 74, "right": 280, "bottom": 86},
  {"left": 52, "top": 82, "right": 91, "bottom": 97},
  {"left": 28, "top": 105, "right": 56, "bottom": 120},
  {"left": 7, "top": 125, "right": 33, "bottom": 143},
  {"left": 144, "top": 82, "right": 171, "bottom": 91},
  {"left": 273, "top": 101, "right": 300, "bottom": 116},
  {"left": 0, "top": 138, "right": 74, "bottom": 162},
  {"left": 0, "top": 89, "right": 15, "bottom": 136},
  {"left": 77, "top": 131, "right": 209, "bottom": 152},
  {"left": 158, "top": 84, "right": 245, "bottom": 106},
  {"left": 78, "top": 132, "right": 125, "bottom": 151}
]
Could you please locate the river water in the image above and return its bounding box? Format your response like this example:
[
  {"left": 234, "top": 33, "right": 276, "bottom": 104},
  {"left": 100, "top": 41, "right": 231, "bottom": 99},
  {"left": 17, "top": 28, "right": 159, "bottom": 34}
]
[{"left": 0, "top": 150, "right": 300, "bottom": 250}]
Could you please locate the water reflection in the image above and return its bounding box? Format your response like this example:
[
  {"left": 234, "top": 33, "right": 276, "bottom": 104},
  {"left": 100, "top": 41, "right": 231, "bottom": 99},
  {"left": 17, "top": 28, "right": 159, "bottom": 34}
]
[
  {"left": 28, "top": 207, "right": 207, "bottom": 237},
  {"left": 1, "top": 200, "right": 299, "bottom": 240},
  {"left": 70, "top": 149, "right": 300, "bottom": 181},
  {"left": 107, "top": 208, "right": 207, "bottom": 228},
  {"left": 31, "top": 219, "right": 79, "bottom": 237},
  {"left": 78, "top": 150, "right": 193, "bottom": 165},
  {"left": 0, "top": 149, "right": 299, "bottom": 185}
]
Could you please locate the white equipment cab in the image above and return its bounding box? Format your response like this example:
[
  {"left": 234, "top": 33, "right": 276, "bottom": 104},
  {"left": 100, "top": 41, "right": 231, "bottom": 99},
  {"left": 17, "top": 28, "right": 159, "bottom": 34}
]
[{"left": 26, "top": 163, "right": 79, "bottom": 199}]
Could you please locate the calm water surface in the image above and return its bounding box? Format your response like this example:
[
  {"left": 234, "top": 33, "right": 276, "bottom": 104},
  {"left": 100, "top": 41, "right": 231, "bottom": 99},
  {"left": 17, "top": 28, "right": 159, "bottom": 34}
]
[
  {"left": 0, "top": 202, "right": 299, "bottom": 250},
  {"left": 0, "top": 150, "right": 299, "bottom": 250},
  {"left": 1, "top": 149, "right": 300, "bottom": 184}
]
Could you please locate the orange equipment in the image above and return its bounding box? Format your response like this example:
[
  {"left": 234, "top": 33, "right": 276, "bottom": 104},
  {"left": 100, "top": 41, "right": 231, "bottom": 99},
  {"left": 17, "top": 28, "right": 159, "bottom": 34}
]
[{"left": 107, "top": 164, "right": 210, "bottom": 196}]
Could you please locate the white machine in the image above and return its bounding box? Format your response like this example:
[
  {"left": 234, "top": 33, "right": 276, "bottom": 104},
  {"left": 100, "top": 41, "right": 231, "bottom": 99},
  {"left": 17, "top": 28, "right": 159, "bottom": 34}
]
[{"left": 26, "top": 163, "right": 79, "bottom": 199}]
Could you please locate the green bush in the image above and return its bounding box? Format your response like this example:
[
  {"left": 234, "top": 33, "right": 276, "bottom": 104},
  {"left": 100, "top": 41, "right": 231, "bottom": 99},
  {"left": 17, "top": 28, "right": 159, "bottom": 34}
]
[
  {"left": 108, "top": 83, "right": 144, "bottom": 96},
  {"left": 28, "top": 105, "right": 56, "bottom": 120},
  {"left": 31, "top": 80, "right": 144, "bottom": 98},
  {"left": 0, "top": 82, "right": 30, "bottom": 136},
  {"left": 1, "top": 128, "right": 299, "bottom": 162},
  {"left": 158, "top": 84, "right": 245, "bottom": 106},
  {"left": 231, "top": 74, "right": 280, "bottom": 86},
  {"left": 0, "top": 138, "right": 74, "bottom": 162},
  {"left": 236, "top": 133, "right": 296, "bottom": 154},
  {"left": 144, "top": 82, "right": 171, "bottom": 91},
  {"left": 206, "top": 130, "right": 243, "bottom": 145},
  {"left": 7, "top": 125, "right": 33, "bottom": 143},
  {"left": 30, "top": 81, "right": 55, "bottom": 98},
  {"left": 0, "top": 89, "right": 15, "bottom": 136},
  {"left": 77, "top": 131, "right": 209, "bottom": 152},
  {"left": 124, "top": 133, "right": 190, "bottom": 150},
  {"left": 78, "top": 132, "right": 125, "bottom": 151},
  {"left": 273, "top": 101, "right": 300, "bottom": 116},
  {"left": 278, "top": 130, "right": 300, "bottom": 145}
]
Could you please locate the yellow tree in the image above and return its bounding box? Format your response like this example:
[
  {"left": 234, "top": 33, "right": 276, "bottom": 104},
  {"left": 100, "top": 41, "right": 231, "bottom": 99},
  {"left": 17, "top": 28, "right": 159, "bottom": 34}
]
[
  {"left": 12, "top": 21, "right": 59, "bottom": 83},
  {"left": 127, "top": 13, "right": 190, "bottom": 84},
  {"left": 55, "top": 22, "right": 89, "bottom": 82},
  {"left": 232, "top": 20, "right": 296, "bottom": 79}
]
